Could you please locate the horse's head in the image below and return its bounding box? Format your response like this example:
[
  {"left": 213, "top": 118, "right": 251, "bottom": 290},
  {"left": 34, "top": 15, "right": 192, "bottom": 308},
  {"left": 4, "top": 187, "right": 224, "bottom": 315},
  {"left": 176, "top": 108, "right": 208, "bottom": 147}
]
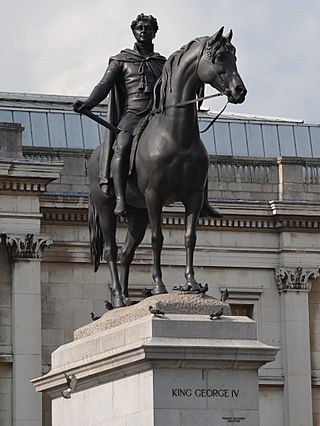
[{"left": 197, "top": 27, "right": 247, "bottom": 104}]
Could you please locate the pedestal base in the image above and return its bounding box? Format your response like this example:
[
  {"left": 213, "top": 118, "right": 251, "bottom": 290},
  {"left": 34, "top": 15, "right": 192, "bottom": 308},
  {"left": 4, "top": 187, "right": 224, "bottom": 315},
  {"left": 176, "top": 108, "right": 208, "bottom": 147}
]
[{"left": 33, "top": 296, "right": 278, "bottom": 426}]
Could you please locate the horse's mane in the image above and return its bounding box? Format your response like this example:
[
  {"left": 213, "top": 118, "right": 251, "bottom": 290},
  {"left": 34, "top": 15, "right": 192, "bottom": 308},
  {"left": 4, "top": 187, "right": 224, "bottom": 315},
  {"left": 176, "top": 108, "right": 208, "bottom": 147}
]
[{"left": 154, "top": 37, "right": 208, "bottom": 113}]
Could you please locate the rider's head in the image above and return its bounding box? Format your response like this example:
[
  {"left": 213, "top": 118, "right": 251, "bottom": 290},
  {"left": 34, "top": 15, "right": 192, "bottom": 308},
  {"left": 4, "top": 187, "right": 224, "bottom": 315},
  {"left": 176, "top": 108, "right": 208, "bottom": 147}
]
[{"left": 131, "top": 13, "right": 158, "bottom": 44}]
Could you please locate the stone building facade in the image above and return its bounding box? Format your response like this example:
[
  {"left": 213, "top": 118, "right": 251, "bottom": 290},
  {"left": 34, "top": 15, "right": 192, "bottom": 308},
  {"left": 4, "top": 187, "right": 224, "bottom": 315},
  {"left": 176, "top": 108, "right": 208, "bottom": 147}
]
[{"left": 0, "top": 92, "right": 320, "bottom": 425}]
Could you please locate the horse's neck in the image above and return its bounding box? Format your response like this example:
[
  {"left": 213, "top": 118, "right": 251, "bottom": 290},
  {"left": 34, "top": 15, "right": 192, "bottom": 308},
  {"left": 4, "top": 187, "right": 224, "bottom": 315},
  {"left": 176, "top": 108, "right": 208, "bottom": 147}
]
[{"left": 165, "top": 47, "right": 200, "bottom": 107}]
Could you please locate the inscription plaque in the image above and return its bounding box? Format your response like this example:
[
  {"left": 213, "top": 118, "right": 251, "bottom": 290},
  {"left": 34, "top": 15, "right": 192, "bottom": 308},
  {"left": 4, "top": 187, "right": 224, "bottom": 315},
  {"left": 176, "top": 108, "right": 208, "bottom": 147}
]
[
  {"left": 153, "top": 368, "right": 259, "bottom": 424},
  {"left": 171, "top": 388, "right": 240, "bottom": 398}
]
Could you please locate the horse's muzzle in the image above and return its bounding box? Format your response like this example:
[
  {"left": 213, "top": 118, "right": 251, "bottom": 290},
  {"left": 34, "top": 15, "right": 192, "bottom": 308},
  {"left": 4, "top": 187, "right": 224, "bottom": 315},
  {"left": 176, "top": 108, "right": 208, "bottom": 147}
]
[{"left": 227, "top": 85, "right": 247, "bottom": 104}]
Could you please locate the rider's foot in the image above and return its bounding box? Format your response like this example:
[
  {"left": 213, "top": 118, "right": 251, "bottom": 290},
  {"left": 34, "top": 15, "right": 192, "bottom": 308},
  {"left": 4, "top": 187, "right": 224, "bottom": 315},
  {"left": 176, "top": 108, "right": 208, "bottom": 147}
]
[
  {"left": 114, "top": 198, "right": 127, "bottom": 216},
  {"left": 199, "top": 204, "right": 223, "bottom": 218}
]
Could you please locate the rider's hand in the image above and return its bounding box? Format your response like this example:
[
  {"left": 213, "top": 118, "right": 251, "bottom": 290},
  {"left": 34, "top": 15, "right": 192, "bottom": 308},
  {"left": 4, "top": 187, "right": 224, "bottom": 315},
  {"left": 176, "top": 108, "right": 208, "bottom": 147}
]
[{"left": 73, "top": 100, "right": 86, "bottom": 113}]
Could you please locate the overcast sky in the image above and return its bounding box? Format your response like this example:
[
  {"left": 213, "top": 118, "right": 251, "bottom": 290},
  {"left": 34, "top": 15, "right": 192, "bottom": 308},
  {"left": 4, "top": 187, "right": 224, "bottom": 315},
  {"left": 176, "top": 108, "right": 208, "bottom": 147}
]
[{"left": 1, "top": 0, "right": 319, "bottom": 123}]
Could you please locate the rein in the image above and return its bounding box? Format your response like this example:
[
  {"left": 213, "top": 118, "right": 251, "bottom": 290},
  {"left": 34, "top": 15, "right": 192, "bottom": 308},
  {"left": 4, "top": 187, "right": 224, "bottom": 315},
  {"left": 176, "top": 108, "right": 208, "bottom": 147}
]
[
  {"left": 165, "top": 92, "right": 222, "bottom": 109},
  {"left": 199, "top": 100, "right": 229, "bottom": 133},
  {"left": 163, "top": 92, "right": 229, "bottom": 134}
]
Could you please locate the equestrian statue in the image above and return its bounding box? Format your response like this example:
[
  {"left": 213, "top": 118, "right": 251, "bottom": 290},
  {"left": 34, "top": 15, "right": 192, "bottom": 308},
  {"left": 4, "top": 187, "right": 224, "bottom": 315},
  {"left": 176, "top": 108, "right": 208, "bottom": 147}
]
[{"left": 74, "top": 14, "right": 247, "bottom": 308}]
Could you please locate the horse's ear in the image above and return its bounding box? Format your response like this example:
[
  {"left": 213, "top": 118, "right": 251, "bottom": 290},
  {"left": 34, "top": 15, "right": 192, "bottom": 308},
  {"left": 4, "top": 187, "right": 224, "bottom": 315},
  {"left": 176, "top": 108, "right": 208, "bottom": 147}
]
[
  {"left": 226, "top": 29, "right": 233, "bottom": 41},
  {"left": 208, "top": 26, "right": 224, "bottom": 47}
]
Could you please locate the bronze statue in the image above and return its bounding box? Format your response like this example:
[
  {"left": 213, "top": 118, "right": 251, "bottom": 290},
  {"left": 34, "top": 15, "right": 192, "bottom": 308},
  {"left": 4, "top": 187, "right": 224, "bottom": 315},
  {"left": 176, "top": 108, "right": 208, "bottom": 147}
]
[{"left": 75, "top": 21, "right": 246, "bottom": 308}]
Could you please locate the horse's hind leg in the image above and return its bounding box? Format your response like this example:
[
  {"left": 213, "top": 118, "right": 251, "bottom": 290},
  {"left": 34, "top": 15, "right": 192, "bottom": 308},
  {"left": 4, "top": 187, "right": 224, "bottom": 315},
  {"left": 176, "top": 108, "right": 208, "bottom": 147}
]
[
  {"left": 98, "top": 203, "right": 125, "bottom": 308},
  {"left": 120, "top": 207, "right": 149, "bottom": 303},
  {"left": 183, "top": 191, "right": 203, "bottom": 292}
]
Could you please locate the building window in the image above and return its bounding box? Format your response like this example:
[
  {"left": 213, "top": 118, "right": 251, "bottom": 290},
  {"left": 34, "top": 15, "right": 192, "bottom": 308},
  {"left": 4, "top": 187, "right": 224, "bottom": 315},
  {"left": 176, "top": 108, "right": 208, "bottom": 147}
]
[{"left": 230, "top": 303, "right": 254, "bottom": 318}]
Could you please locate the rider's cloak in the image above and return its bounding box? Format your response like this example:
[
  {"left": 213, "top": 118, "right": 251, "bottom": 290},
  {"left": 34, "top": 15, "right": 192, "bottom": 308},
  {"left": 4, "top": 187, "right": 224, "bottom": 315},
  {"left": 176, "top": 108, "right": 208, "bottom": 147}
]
[{"left": 99, "top": 48, "right": 166, "bottom": 187}]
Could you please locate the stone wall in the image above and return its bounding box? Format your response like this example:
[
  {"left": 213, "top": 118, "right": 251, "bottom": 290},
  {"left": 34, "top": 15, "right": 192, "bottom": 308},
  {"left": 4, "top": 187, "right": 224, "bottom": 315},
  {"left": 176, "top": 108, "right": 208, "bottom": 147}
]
[
  {"left": 1, "top": 138, "right": 320, "bottom": 425},
  {"left": 27, "top": 146, "right": 320, "bottom": 425},
  {"left": 22, "top": 146, "right": 320, "bottom": 202}
]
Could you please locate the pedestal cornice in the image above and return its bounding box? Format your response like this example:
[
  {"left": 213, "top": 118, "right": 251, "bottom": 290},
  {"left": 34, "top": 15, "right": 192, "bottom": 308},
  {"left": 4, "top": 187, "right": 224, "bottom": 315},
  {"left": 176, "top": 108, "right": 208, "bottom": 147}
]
[{"left": 32, "top": 312, "right": 279, "bottom": 397}]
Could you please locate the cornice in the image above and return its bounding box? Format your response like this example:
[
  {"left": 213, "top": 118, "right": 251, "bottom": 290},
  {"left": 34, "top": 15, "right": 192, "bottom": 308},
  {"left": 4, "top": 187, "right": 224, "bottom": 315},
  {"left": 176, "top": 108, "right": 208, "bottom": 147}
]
[
  {"left": 40, "top": 210, "right": 320, "bottom": 233},
  {"left": 0, "top": 158, "right": 63, "bottom": 193}
]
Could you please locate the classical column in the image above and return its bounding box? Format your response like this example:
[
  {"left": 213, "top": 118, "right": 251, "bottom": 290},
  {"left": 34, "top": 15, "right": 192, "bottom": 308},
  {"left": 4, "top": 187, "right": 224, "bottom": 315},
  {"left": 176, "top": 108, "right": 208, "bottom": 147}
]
[
  {"left": 4, "top": 233, "right": 52, "bottom": 426},
  {"left": 275, "top": 267, "right": 319, "bottom": 426}
]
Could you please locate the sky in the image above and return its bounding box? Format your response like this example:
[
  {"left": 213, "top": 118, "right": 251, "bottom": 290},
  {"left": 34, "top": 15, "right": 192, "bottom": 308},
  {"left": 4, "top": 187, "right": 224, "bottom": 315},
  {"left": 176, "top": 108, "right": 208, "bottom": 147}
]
[{"left": 1, "top": 0, "right": 320, "bottom": 124}]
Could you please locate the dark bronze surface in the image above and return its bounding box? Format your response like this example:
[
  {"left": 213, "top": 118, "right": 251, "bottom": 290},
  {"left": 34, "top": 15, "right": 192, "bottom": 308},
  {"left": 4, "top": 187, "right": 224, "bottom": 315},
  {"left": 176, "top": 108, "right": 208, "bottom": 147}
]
[{"left": 75, "top": 19, "right": 246, "bottom": 308}]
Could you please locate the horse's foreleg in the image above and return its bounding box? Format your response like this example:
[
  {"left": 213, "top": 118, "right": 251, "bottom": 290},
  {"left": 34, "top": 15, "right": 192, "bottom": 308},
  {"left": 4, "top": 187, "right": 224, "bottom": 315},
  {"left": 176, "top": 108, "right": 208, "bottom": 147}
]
[
  {"left": 184, "top": 191, "right": 203, "bottom": 292},
  {"left": 145, "top": 190, "right": 167, "bottom": 294},
  {"left": 120, "top": 208, "right": 149, "bottom": 303}
]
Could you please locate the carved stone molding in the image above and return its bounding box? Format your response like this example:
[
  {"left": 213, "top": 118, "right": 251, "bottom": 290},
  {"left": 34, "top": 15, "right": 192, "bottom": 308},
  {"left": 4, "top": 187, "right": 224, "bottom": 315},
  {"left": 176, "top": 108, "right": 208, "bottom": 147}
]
[
  {"left": 3, "top": 233, "right": 52, "bottom": 260},
  {"left": 0, "top": 180, "right": 47, "bottom": 192},
  {"left": 274, "top": 267, "right": 320, "bottom": 292}
]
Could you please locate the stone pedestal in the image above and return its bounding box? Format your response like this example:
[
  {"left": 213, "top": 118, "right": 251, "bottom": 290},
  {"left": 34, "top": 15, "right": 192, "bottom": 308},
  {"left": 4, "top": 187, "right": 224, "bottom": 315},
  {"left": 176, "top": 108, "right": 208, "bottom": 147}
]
[{"left": 33, "top": 295, "right": 278, "bottom": 426}]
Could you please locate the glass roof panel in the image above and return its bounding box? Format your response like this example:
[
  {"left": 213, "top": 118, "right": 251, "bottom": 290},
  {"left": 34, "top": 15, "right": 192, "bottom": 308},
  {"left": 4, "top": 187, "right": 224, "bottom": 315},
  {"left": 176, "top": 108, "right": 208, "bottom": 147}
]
[
  {"left": 247, "top": 123, "right": 264, "bottom": 157},
  {"left": 30, "top": 112, "right": 50, "bottom": 147},
  {"left": 310, "top": 127, "right": 320, "bottom": 158},
  {"left": 64, "top": 113, "right": 84, "bottom": 149},
  {"left": 294, "top": 126, "right": 312, "bottom": 157},
  {"left": 13, "top": 111, "right": 32, "bottom": 146},
  {"left": 261, "top": 124, "right": 280, "bottom": 157},
  {"left": 48, "top": 112, "right": 67, "bottom": 148},
  {"left": 0, "top": 110, "right": 13, "bottom": 123},
  {"left": 82, "top": 115, "right": 102, "bottom": 149},
  {"left": 229, "top": 122, "right": 248, "bottom": 156},
  {"left": 199, "top": 121, "right": 216, "bottom": 155},
  {"left": 213, "top": 122, "right": 232, "bottom": 155},
  {"left": 278, "top": 125, "right": 296, "bottom": 156}
]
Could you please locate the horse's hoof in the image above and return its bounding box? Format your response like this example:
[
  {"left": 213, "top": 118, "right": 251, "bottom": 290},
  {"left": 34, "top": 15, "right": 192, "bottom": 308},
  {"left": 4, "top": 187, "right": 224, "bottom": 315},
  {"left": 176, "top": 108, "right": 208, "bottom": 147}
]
[
  {"left": 123, "top": 297, "right": 134, "bottom": 306},
  {"left": 187, "top": 281, "right": 200, "bottom": 293},
  {"left": 113, "top": 294, "right": 126, "bottom": 309},
  {"left": 153, "top": 284, "right": 168, "bottom": 295}
]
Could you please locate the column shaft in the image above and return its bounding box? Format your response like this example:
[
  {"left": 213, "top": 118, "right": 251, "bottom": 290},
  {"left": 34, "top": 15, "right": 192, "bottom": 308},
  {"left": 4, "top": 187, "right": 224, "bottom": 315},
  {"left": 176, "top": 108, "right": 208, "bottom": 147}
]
[
  {"left": 12, "top": 259, "right": 42, "bottom": 426},
  {"left": 280, "top": 291, "right": 312, "bottom": 426}
]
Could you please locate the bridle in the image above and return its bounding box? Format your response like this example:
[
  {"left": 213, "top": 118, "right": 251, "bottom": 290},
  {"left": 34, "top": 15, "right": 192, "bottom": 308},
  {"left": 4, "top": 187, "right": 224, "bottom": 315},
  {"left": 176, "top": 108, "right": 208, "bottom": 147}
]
[{"left": 164, "top": 37, "right": 231, "bottom": 132}]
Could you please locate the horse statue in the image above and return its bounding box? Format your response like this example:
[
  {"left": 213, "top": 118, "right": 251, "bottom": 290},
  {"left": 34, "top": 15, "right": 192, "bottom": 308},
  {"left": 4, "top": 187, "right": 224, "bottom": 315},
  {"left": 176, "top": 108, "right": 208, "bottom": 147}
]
[{"left": 88, "top": 27, "right": 246, "bottom": 308}]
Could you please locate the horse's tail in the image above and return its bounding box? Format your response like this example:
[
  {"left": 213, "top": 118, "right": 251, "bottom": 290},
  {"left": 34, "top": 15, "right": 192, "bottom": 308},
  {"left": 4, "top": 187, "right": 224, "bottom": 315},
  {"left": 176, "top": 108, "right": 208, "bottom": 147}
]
[{"left": 88, "top": 194, "right": 104, "bottom": 272}]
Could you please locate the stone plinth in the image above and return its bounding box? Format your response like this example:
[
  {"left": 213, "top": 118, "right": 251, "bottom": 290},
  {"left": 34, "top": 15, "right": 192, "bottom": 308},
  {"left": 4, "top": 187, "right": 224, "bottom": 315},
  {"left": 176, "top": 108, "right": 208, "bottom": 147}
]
[
  {"left": 74, "top": 293, "right": 232, "bottom": 339},
  {"left": 33, "top": 295, "right": 278, "bottom": 426}
]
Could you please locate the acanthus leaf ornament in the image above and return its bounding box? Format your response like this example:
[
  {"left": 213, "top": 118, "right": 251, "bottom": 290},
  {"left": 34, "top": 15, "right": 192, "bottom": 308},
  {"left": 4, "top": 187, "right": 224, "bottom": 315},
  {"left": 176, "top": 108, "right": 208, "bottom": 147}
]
[{"left": 274, "top": 267, "right": 320, "bottom": 292}]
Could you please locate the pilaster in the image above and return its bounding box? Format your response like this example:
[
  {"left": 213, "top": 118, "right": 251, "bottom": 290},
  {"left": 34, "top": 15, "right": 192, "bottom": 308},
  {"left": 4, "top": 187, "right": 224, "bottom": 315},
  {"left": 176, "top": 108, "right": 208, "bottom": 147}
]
[
  {"left": 275, "top": 267, "right": 318, "bottom": 426},
  {"left": 4, "top": 233, "right": 52, "bottom": 426}
]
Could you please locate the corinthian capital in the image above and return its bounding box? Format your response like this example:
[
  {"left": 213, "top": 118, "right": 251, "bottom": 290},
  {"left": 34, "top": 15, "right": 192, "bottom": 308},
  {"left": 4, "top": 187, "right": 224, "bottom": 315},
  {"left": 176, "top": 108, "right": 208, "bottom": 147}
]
[
  {"left": 274, "top": 267, "right": 320, "bottom": 292},
  {"left": 3, "top": 233, "right": 52, "bottom": 260}
]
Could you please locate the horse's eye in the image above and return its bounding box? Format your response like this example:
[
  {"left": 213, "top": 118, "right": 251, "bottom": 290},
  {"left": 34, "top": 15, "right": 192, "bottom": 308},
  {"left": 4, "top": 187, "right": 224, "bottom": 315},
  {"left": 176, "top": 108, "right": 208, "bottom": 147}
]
[{"left": 215, "top": 53, "right": 225, "bottom": 62}]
